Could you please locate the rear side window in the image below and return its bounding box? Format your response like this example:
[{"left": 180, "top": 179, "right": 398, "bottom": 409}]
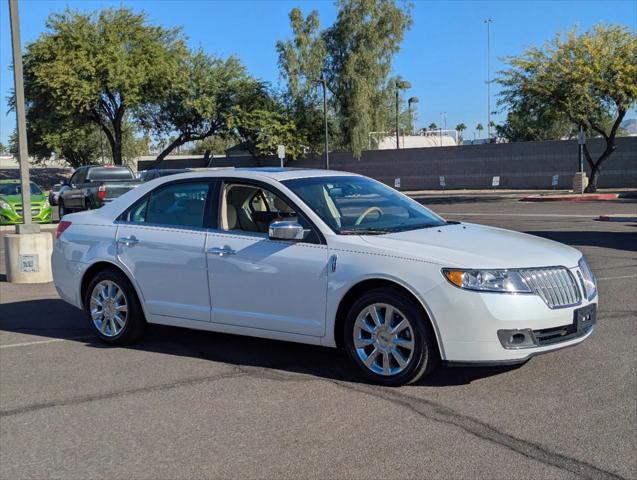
[
  {"left": 145, "top": 182, "right": 209, "bottom": 228},
  {"left": 87, "top": 167, "right": 134, "bottom": 181}
]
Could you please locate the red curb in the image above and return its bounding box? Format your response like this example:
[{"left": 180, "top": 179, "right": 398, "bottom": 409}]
[{"left": 520, "top": 194, "right": 619, "bottom": 202}]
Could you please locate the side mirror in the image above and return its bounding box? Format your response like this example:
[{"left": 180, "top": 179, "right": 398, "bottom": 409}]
[{"left": 268, "top": 220, "right": 306, "bottom": 241}]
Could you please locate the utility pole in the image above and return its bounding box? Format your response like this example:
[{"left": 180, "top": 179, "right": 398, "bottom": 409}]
[
  {"left": 395, "top": 80, "right": 411, "bottom": 149},
  {"left": 9, "top": 0, "right": 36, "bottom": 234},
  {"left": 484, "top": 19, "right": 493, "bottom": 140}
]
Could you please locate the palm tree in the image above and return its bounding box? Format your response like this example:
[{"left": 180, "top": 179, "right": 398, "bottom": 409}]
[
  {"left": 476, "top": 123, "right": 484, "bottom": 138},
  {"left": 455, "top": 123, "right": 467, "bottom": 143},
  {"left": 428, "top": 122, "right": 438, "bottom": 131}
]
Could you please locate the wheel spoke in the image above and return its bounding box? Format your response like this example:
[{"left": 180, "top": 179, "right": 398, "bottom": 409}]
[
  {"left": 90, "top": 296, "right": 102, "bottom": 307},
  {"left": 391, "top": 318, "right": 409, "bottom": 334},
  {"left": 384, "top": 306, "right": 394, "bottom": 328},
  {"left": 113, "top": 314, "right": 125, "bottom": 330},
  {"left": 99, "top": 319, "right": 108, "bottom": 333},
  {"left": 90, "top": 309, "right": 102, "bottom": 320},
  {"left": 364, "top": 348, "right": 380, "bottom": 368},
  {"left": 369, "top": 306, "right": 383, "bottom": 327},
  {"left": 391, "top": 347, "right": 408, "bottom": 368},
  {"left": 355, "top": 317, "right": 374, "bottom": 334},
  {"left": 113, "top": 288, "right": 124, "bottom": 303},
  {"left": 114, "top": 304, "right": 127, "bottom": 313},
  {"left": 393, "top": 337, "right": 414, "bottom": 350},
  {"left": 382, "top": 351, "right": 391, "bottom": 375},
  {"left": 354, "top": 337, "right": 373, "bottom": 348}
]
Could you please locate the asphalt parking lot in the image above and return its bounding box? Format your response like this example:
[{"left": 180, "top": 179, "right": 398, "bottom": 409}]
[{"left": 1, "top": 196, "right": 636, "bottom": 480}]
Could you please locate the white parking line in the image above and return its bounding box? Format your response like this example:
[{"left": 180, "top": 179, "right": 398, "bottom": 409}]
[
  {"left": 597, "top": 275, "right": 637, "bottom": 281},
  {"left": 0, "top": 335, "right": 93, "bottom": 350},
  {"left": 439, "top": 212, "right": 595, "bottom": 218}
]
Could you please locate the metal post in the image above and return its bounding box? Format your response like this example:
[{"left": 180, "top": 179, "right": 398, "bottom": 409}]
[
  {"left": 485, "top": 19, "right": 493, "bottom": 140},
  {"left": 322, "top": 76, "right": 329, "bottom": 170},
  {"left": 9, "top": 0, "right": 37, "bottom": 234},
  {"left": 395, "top": 87, "right": 400, "bottom": 149}
]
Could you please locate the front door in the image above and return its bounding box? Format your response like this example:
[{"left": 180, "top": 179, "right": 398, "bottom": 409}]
[
  {"left": 116, "top": 181, "right": 212, "bottom": 322},
  {"left": 206, "top": 181, "right": 328, "bottom": 337}
]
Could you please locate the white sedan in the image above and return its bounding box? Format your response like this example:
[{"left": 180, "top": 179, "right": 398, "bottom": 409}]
[{"left": 52, "top": 168, "right": 597, "bottom": 385}]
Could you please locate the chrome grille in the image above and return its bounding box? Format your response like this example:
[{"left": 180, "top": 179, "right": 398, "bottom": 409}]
[{"left": 519, "top": 267, "right": 581, "bottom": 309}]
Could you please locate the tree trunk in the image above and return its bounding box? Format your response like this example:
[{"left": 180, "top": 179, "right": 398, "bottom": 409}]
[
  {"left": 586, "top": 163, "right": 601, "bottom": 193},
  {"left": 144, "top": 135, "right": 186, "bottom": 170}
]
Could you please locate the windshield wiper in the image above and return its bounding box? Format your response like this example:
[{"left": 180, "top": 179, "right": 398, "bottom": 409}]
[{"left": 338, "top": 228, "right": 391, "bottom": 235}]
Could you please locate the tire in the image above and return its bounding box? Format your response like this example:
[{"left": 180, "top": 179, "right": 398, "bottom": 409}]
[
  {"left": 84, "top": 268, "right": 146, "bottom": 345},
  {"left": 344, "top": 287, "right": 439, "bottom": 386},
  {"left": 58, "top": 200, "right": 68, "bottom": 218}
]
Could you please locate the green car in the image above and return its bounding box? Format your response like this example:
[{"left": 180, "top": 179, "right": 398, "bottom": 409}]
[{"left": 0, "top": 180, "right": 53, "bottom": 225}]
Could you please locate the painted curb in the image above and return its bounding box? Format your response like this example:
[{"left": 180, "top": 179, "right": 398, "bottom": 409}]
[{"left": 520, "top": 194, "right": 619, "bottom": 202}]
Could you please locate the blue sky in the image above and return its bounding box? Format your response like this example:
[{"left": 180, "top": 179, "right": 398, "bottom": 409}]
[{"left": 1, "top": 0, "right": 635, "bottom": 145}]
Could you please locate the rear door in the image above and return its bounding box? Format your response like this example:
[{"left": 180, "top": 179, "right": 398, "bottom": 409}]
[
  {"left": 116, "top": 180, "right": 213, "bottom": 323},
  {"left": 63, "top": 167, "right": 88, "bottom": 210}
]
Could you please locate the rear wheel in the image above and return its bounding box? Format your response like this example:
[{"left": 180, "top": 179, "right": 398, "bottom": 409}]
[
  {"left": 58, "top": 200, "right": 68, "bottom": 218},
  {"left": 344, "top": 287, "right": 439, "bottom": 386},
  {"left": 84, "top": 268, "right": 146, "bottom": 345}
]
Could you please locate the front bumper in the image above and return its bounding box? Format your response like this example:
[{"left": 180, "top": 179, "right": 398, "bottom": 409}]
[
  {"left": 426, "top": 277, "right": 597, "bottom": 363},
  {"left": 0, "top": 206, "right": 52, "bottom": 224}
]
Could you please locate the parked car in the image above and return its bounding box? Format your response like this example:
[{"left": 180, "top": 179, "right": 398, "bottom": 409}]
[
  {"left": 58, "top": 165, "right": 141, "bottom": 217},
  {"left": 139, "top": 168, "right": 191, "bottom": 182},
  {"left": 48, "top": 183, "right": 63, "bottom": 206},
  {"left": 52, "top": 169, "right": 597, "bottom": 385},
  {"left": 0, "top": 179, "right": 52, "bottom": 225}
]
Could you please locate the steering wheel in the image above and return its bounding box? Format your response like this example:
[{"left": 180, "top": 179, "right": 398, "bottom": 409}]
[{"left": 354, "top": 206, "right": 383, "bottom": 226}]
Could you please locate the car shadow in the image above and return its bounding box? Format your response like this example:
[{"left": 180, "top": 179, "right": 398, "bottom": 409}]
[
  {"left": 0, "top": 298, "right": 520, "bottom": 387},
  {"left": 525, "top": 230, "right": 637, "bottom": 252}
]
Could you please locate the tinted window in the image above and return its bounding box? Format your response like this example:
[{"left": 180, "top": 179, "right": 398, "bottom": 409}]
[
  {"left": 0, "top": 182, "right": 43, "bottom": 196},
  {"left": 146, "top": 182, "right": 209, "bottom": 228},
  {"left": 87, "top": 167, "right": 134, "bottom": 181}
]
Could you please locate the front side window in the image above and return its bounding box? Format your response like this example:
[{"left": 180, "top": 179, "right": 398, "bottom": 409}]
[
  {"left": 283, "top": 176, "right": 446, "bottom": 234},
  {"left": 136, "top": 182, "right": 209, "bottom": 228},
  {"left": 219, "top": 182, "right": 318, "bottom": 242}
]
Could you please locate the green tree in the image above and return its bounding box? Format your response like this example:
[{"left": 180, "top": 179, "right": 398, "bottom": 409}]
[
  {"left": 476, "top": 123, "right": 484, "bottom": 137},
  {"left": 428, "top": 122, "right": 438, "bottom": 130},
  {"left": 0, "top": 142, "right": 5, "bottom": 154},
  {"left": 21, "top": 8, "right": 187, "bottom": 165},
  {"left": 191, "top": 135, "right": 236, "bottom": 156},
  {"left": 140, "top": 51, "right": 252, "bottom": 169},
  {"left": 497, "top": 24, "right": 637, "bottom": 191},
  {"left": 277, "top": 0, "right": 413, "bottom": 157}
]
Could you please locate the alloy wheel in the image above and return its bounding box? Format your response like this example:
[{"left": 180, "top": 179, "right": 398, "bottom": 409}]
[
  {"left": 353, "top": 303, "right": 415, "bottom": 376},
  {"left": 89, "top": 280, "right": 128, "bottom": 337}
]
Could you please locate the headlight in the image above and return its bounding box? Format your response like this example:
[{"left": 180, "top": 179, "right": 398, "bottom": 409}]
[
  {"left": 578, "top": 256, "right": 597, "bottom": 300},
  {"left": 442, "top": 269, "right": 532, "bottom": 293},
  {"left": 0, "top": 200, "right": 11, "bottom": 210}
]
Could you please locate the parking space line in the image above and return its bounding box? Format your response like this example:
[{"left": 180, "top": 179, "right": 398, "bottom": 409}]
[
  {"left": 0, "top": 335, "right": 93, "bottom": 349},
  {"left": 597, "top": 275, "right": 637, "bottom": 281},
  {"left": 438, "top": 212, "right": 595, "bottom": 218}
]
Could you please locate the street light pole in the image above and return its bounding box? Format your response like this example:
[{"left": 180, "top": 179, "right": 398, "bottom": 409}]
[
  {"left": 484, "top": 18, "right": 493, "bottom": 140},
  {"left": 408, "top": 97, "right": 419, "bottom": 136},
  {"left": 395, "top": 80, "right": 411, "bottom": 149},
  {"left": 9, "top": 0, "right": 37, "bottom": 234}
]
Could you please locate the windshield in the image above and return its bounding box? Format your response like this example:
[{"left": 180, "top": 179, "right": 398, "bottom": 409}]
[
  {"left": 0, "top": 182, "right": 43, "bottom": 196},
  {"left": 283, "top": 176, "right": 446, "bottom": 234}
]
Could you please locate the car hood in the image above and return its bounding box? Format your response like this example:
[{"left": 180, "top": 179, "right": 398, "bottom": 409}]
[
  {"left": 0, "top": 194, "right": 47, "bottom": 205},
  {"left": 360, "top": 222, "right": 581, "bottom": 269}
]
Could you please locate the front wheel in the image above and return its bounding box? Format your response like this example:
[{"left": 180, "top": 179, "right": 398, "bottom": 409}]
[
  {"left": 344, "top": 287, "right": 439, "bottom": 386},
  {"left": 84, "top": 268, "right": 146, "bottom": 345},
  {"left": 58, "top": 200, "right": 68, "bottom": 219}
]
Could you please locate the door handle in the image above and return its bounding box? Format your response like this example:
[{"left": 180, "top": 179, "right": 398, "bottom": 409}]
[
  {"left": 207, "top": 246, "right": 236, "bottom": 256},
  {"left": 117, "top": 236, "right": 139, "bottom": 246}
]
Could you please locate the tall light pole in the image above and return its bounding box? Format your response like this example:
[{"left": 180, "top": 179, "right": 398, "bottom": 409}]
[
  {"left": 395, "top": 80, "right": 411, "bottom": 149},
  {"left": 9, "top": 0, "right": 36, "bottom": 233},
  {"left": 484, "top": 18, "right": 493, "bottom": 140},
  {"left": 314, "top": 76, "right": 329, "bottom": 169},
  {"left": 408, "top": 97, "right": 419, "bottom": 135}
]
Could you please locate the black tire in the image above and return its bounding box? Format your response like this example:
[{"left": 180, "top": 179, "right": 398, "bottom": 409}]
[
  {"left": 83, "top": 268, "right": 146, "bottom": 345},
  {"left": 58, "top": 200, "right": 68, "bottom": 218},
  {"left": 344, "top": 287, "right": 439, "bottom": 386}
]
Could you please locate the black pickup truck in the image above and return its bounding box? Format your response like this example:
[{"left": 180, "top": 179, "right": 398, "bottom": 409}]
[{"left": 58, "top": 165, "right": 141, "bottom": 217}]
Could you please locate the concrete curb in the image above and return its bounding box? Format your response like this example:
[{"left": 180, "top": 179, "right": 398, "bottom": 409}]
[
  {"left": 520, "top": 194, "right": 620, "bottom": 202},
  {"left": 0, "top": 224, "right": 57, "bottom": 233},
  {"left": 597, "top": 215, "right": 637, "bottom": 222}
]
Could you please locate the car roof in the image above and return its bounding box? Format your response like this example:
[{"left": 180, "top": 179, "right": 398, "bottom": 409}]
[{"left": 159, "top": 167, "right": 360, "bottom": 182}]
